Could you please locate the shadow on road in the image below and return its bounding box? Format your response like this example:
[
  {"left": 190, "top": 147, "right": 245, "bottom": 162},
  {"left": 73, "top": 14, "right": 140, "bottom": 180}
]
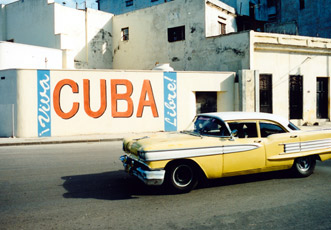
[
  {"left": 61, "top": 170, "right": 166, "bottom": 200},
  {"left": 62, "top": 169, "right": 298, "bottom": 200}
]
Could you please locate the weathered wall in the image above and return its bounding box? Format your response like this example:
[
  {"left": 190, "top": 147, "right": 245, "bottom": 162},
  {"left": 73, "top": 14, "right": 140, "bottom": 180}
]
[
  {"left": 99, "top": 0, "right": 173, "bottom": 15},
  {"left": 113, "top": 0, "right": 206, "bottom": 71},
  {"left": 112, "top": 0, "right": 243, "bottom": 72},
  {"left": 268, "top": 0, "right": 331, "bottom": 39},
  {"left": 54, "top": 5, "right": 114, "bottom": 69},
  {"left": 0, "top": 69, "right": 235, "bottom": 138}
]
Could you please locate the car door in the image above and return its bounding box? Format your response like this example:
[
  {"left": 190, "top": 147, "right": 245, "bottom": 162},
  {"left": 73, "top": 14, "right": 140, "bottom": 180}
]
[
  {"left": 260, "top": 121, "right": 299, "bottom": 169},
  {"left": 222, "top": 121, "right": 266, "bottom": 175}
]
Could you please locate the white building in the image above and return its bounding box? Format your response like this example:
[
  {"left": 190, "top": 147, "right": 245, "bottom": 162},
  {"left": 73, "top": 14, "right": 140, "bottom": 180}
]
[{"left": 0, "top": 0, "right": 114, "bottom": 70}]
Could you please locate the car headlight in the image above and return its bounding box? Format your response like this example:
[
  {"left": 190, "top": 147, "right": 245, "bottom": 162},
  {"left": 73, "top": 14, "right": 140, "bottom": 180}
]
[{"left": 137, "top": 150, "right": 146, "bottom": 160}]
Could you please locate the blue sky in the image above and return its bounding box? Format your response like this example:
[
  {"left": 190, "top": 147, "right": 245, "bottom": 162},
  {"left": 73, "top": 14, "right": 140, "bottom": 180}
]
[{"left": 0, "top": 0, "right": 98, "bottom": 9}]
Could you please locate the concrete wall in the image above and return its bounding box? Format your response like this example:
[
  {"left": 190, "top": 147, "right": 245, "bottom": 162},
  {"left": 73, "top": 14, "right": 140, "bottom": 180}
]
[
  {"left": 267, "top": 0, "right": 331, "bottom": 39},
  {"left": 0, "top": 5, "right": 6, "bottom": 41},
  {"left": 3, "top": 0, "right": 58, "bottom": 48},
  {"left": 0, "top": 42, "right": 63, "bottom": 70},
  {"left": 0, "top": 70, "right": 17, "bottom": 137},
  {"left": 0, "top": 69, "right": 235, "bottom": 138},
  {"left": 112, "top": 0, "right": 240, "bottom": 71},
  {"left": 99, "top": 0, "right": 169, "bottom": 15},
  {"left": 54, "top": 5, "right": 114, "bottom": 69},
  {"left": 1, "top": 0, "right": 114, "bottom": 69}
]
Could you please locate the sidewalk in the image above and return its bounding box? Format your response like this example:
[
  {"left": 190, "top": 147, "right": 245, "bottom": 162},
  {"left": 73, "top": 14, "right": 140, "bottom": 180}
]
[
  {"left": 0, "top": 133, "right": 137, "bottom": 147},
  {"left": 0, "top": 125, "right": 330, "bottom": 147}
]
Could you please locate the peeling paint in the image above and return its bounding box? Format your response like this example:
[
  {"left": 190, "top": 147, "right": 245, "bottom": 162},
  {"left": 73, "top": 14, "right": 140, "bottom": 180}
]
[{"left": 215, "top": 46, "right": 245, "bottom": 56}]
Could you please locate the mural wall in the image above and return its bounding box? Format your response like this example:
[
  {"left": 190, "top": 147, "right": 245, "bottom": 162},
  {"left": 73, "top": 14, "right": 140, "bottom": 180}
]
[{"left": 0, "top": 69, "right": 235, "bottom": 137}]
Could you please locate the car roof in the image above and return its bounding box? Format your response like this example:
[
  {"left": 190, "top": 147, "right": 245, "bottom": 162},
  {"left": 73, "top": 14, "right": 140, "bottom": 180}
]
[{"left": 199, "top": 112, "right": 292, "bottom": 130}]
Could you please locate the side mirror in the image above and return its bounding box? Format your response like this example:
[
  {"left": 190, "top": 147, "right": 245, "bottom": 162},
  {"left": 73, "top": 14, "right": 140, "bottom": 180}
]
[
  {"left": 231, "top": 129, "right": 238, "bottom": 137},
  {"left": 229, "top": 129, "right": 238, "bottom": 141}
]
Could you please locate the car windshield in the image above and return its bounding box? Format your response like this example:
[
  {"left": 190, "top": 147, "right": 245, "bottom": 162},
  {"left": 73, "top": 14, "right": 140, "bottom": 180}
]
[{"left": 183, "top": 116, "right": 231, "bottom": 137}]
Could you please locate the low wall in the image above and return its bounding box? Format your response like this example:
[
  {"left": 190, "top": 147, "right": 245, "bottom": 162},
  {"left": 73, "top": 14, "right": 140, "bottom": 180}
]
[
  {"left": 0, "top": 42, "right": 62, "bottom": 70},
  {"left": 0, "top": 69, "right": 235, "bottom": 137}
]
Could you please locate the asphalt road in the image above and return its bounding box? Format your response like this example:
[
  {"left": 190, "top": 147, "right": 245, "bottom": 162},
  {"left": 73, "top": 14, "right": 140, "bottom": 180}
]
[{"left": 0, "top": 142, "right": 331, "bottom": 230}]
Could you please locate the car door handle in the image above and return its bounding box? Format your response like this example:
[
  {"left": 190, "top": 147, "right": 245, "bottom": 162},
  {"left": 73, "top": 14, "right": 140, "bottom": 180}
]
[
  {"left": 254, "top": 140, "right": 262, "bottom": 143},
  {"left": 290, "top": 135, "right": 298, "bottom": 138}
]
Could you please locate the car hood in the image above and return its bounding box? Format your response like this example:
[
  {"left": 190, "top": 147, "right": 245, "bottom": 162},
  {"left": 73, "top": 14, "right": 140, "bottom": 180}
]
[{"left": 123, "top": 132, "right": 224, "bottom": 157}]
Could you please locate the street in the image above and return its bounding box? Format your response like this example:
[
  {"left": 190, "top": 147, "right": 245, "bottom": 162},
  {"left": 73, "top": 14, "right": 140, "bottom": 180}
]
[{"left": 1, "top": 142, "right": 331, "bottom": 230}]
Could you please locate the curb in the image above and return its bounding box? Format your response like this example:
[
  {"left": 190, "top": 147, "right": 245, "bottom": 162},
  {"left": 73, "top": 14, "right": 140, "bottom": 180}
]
[{"left": 0, "top": 137, "right": 124, "bottom": 147}]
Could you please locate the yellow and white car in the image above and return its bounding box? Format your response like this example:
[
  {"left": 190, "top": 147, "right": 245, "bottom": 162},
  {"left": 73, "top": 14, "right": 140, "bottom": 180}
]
[{"left": 120, "top": 112, "right": 331, "bottom": 193}]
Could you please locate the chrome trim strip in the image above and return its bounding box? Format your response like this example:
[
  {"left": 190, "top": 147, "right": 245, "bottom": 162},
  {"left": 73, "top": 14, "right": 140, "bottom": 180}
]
[
  {"left": 144, "top": 144, "right": 262, "bottom": 161},
  {"left": 223, "top": 145, "right": 260, "bottom": 154},
  {"left": 283, "top": 138, "right": 331, "bottom": 154}
]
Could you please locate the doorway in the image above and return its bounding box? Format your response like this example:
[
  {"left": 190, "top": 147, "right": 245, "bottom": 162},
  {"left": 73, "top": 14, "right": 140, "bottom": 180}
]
[
  {"left": 196, "top": 92, "right": 217, "bottom": 114},
  {"left": 316, "top": 77, "right": 329, "bottom": 119},
  {"left": 260, "top": 74, "right": 273, "bottom": 113},
  {"left": 289, "top": 75, "right": 303, "bottom": 119}
]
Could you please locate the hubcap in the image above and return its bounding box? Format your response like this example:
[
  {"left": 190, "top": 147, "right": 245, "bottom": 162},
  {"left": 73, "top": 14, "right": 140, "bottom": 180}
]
[
  {"left": 173, "top": 165, "right": 193, "bottom": 187},
  {"left": 297, "top": 158, "right": 311, "bottom": 172}
]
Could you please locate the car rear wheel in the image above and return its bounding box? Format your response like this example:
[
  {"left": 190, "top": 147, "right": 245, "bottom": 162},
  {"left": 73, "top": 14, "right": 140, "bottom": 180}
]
[
  {"left": 292, "top": 156, "right": 316, "bottom": 177},
  {"left": 166, "top": 162, "right": 198, "bottom": 193}
]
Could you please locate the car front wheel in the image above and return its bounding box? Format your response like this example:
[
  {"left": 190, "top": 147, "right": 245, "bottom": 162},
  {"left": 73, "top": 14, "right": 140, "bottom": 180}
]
[
  {"left": 292, "top": 156, "right": 316, "bottom": 177},
  {"left": 166, "top": 162, "right": 198, "bottom": 193}
]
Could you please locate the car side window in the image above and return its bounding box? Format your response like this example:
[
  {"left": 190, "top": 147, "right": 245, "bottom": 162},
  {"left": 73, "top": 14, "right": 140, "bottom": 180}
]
[
  {"left": 228, "top": 122, "right": 258, "bottom": 138},
  {"left": 194, "top": 117, "right": 230, "bottom": 137},
  {"left": 260, "top": 122, "right": 286, "bottom": 137}
]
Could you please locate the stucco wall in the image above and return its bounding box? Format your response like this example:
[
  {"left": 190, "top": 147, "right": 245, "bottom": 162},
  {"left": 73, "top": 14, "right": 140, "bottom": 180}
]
[
  {"left": 267, "top": 0, "right": 331, "bottom": 39},
  {"left": 54, "top": 5, "right": 114, "bottom": 69},
  {"left": 0, "top": 5, "right": 6, "bottom": 41},
  {"left": 0, "top": 42, "right": 63, "bottom": 70},
  {"left": 1, "top": 1, "right": 114, "bottom": 70},
  {"left": 112, "top": 0, "right": 244, "bottom": 72},
  {"left": 0, "top": 69, "right": 235, "bottom": 138},
  {"left": 113, "top": 0, "right": 206, "bottom": 71},
  {"left": 0, "top": 70, "right": 17, "bottom": 137},
  {"left": 99, "top": 0, "right": 166, "bottom": 15},
  {"left": 251, "top": 32, "right": 331, "bottom": 124},
  {"left": 4, "top": 0, "right": 57, "bottom": 48}
]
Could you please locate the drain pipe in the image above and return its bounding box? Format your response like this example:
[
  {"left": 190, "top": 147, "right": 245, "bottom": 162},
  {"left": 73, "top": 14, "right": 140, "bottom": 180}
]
[{"left": 85, "top": 3, "right": 88, "bottom": 66}]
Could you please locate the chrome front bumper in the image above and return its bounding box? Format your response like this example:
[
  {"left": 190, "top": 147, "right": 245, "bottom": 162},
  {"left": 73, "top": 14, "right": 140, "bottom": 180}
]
[{"left": 120, "top": 155, "right": 165, "bottom": 186}]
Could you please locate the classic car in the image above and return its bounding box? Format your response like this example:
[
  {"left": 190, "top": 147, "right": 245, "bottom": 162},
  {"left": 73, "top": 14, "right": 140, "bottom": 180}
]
[{"left": 120, "top": 112, "right": 331, "bottom": 193}]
